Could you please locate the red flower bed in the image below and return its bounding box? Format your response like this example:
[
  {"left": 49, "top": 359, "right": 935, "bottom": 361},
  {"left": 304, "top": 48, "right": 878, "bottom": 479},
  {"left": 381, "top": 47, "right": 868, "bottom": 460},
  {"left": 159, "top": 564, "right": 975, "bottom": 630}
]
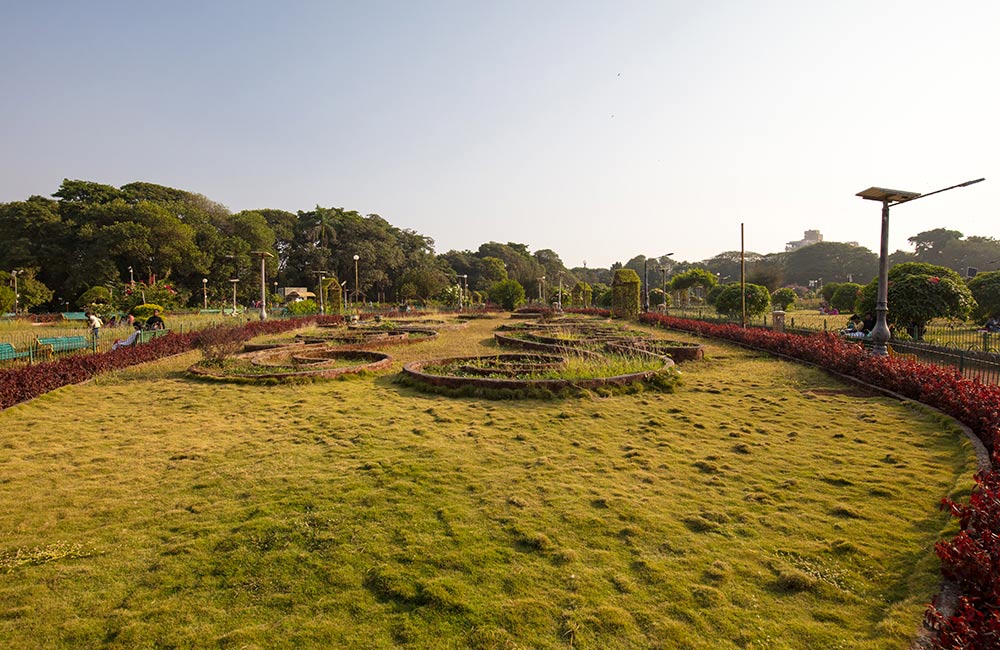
[
  {"left": 639, "top": 312, "right": 1000, "bottom": 649},
  {"left": 0, "top": 315, "right": 343, "bottom": 411}
]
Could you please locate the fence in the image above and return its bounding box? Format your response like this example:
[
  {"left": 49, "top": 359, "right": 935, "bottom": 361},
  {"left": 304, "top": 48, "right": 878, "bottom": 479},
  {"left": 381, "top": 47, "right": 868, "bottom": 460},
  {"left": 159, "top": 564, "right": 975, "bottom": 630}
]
[{"left": 664, "top": 308, "right": 1000, "bottom": 385}]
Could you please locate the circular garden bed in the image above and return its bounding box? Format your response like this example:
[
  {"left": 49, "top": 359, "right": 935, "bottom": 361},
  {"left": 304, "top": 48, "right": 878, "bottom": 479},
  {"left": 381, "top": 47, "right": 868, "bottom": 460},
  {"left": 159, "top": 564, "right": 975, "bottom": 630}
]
[{"left": 189, "top": 344, "right": 392, "bottom": 382}]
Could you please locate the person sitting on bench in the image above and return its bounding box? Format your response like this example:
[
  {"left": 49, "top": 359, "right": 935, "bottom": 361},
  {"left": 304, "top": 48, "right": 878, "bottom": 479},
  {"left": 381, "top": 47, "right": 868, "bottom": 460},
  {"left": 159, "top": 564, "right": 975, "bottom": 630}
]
[
  {"left": 144, "top": 310, "right": 165, "bottom": 330},
  {"left": 112, "top": 322, "right": 144, "bottom": 350}
]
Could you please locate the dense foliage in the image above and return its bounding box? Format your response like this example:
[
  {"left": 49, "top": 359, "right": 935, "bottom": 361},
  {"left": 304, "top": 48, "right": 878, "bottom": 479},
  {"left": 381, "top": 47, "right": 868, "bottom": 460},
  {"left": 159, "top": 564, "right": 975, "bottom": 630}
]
[
  {"left": 770, "top": 287, "right": 796, "bottom": 311},
  {"left": 488, "top": 279, "right": 526, "bottom": 311},
  {"left": 830, "top": 282, "right": 862, "bottom": 312},
  {"left": 714, "top": 283, "right": 771, "bottom": 319},
  {"left": 857, "top": 262, "right": 976, "bottom": 338},
  {"left": 968, "top": 271, "right": 1000, "bottom": 321}
]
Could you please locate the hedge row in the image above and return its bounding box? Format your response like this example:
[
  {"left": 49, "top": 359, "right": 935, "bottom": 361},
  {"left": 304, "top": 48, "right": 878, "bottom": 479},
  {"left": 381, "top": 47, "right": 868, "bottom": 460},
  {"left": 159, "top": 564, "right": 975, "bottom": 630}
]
[
  {"left": 638, "top": 312, "right": 1000, "bottom": 649},
  {"left": 0, "top": 315, "right": 344, "bottom": 410}
]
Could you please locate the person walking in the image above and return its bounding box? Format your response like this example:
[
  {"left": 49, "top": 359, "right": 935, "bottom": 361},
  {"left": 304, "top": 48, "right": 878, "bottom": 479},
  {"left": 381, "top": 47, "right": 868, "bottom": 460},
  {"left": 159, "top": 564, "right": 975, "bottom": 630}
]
[{"left": 86, "top": 311, "right": 103, "bottom": 347}]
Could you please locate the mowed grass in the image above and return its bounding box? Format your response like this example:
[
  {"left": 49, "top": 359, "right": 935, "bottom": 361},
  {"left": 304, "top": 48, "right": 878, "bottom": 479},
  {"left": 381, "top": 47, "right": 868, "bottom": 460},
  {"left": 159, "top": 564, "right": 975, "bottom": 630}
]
[{"left": 0, "top": 317, "right": 976, "bottom": 649}]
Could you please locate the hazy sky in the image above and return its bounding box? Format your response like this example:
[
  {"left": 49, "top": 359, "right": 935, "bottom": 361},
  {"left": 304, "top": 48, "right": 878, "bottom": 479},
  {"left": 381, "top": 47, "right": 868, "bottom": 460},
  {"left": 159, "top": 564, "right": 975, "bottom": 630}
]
[{"left": 1, "top": 1, "right": 997, "bottom": 268}]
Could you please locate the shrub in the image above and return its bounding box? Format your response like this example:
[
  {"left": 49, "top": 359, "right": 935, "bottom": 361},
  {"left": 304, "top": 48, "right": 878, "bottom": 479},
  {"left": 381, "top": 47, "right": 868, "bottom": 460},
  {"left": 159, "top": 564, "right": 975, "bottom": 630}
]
[
  {"left": 969, "top": 270, "right": 1000, "bottom": 321},
  {"left": 714, "top": 284, "right": 771, "bottom": 320},
  {"left": 286, "top": 299, "right": 318, "bottom": 315},
  {"left": 830, "top": 282, "right": 862, "bottom": 313},
  {"left": 771, "top": 287, "right": 797, "bottom": 311},
  {"left": 131, "top": 303, "right": 165, "bottom": 319},
  {"left": 570, "top": 281, "right": 592, "bottom": 308},
  {"left": 489, "top": 279, "right": 526, "bottom": 311}
]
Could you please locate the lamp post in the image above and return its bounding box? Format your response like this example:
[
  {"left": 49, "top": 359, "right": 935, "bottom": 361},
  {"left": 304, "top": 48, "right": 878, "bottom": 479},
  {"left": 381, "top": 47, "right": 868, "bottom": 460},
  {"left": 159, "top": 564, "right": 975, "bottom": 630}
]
[
  {"left": 538, "top": 276, "right": 545, "bottom": 303},
  {"left": 127, "top": 266, "right": 134, "bottom": 287},
  {"left": 311, "top": 270, "right": 329, "bottom": 314},
  {"left": 857, "top": 178, "right": 984, "bottom": 356},
  {"left": 557, "top": 272, "right": 564, "bottom": 311},
  {"left": 251, "top": 251, "right": 274, "bottom": 321},
  {"left": 202, "top": 278, "right": 208, "bottom": 310},
  {"left": 353, "top": 255, "right": 360, "bottom": 307},
  {"left": 229, "top": 278, "right": 239, "bottom": 315},
  {"left": 658, "top": 253, "right": 674, "bottom": 311},
  {"left": 11, "top": 270, "right": 18, "bottom": 315},
  {"left": 457, "top": 274, "right": 467, "bottom": 310}
]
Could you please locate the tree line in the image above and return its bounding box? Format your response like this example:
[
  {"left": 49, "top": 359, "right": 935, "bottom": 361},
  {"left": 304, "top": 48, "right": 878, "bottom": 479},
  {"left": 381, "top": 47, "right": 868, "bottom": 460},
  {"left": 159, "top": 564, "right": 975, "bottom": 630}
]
[{"left": 1, "top": 179, "right": 998, "bottom": 317}]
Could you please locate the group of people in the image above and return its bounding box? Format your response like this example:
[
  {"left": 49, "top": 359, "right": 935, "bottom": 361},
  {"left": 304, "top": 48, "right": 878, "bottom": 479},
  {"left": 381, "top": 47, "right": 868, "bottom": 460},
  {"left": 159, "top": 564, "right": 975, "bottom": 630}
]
[
  {"left": 983, "top": 316, "right": 1000, "bottom": 333},
  {"left": 109, "top": 310, "right": 167, "bottom": 350},
  {"left": 841, "top": 312, "right": 876, "bottom": 338}
]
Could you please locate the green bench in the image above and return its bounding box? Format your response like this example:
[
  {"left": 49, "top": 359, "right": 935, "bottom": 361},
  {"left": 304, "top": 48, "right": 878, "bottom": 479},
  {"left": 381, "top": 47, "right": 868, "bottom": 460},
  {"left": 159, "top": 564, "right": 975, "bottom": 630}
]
[
  {"left": 61, "top": 312, "right": 89, "bottom": 321},
  {"left": 35, "top": 335, "right": 90, "bottom": 355},
  {"left": 199, "top": 309, "right": 222, "bottom": 314},
  {"left": 0, "top": 342, "right": 32, "bottom": 362},
  {"left": 136, "top": 329, "right": 170, "bottom": 344}
]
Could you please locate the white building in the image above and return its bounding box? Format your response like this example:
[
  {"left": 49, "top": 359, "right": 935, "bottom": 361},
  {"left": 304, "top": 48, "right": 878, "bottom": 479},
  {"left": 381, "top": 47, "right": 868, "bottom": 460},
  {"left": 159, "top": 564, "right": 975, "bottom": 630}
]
[{"left": 785, "top": 230, "right": 823, "bottom": 251}]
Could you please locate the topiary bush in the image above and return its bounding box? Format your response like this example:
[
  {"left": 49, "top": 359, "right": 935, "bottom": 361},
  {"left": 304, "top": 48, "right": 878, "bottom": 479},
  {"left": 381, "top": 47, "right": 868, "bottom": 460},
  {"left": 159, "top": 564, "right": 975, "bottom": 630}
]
[
  {"left": 571, "top": 281, "right": 593, "bottom": 308},
  {"left": 131, "top": 303, "right": 165, "bottom": 319},
  {"left": 488, "top": 279, "right": 526, "bottom": 311},
  {"left": 714, "top": 284, "right": 771, "bottom": 320},
  {"left": 830, "top": 282, "right": 862, "bottom": 313},
  {"left": 611, "top": 269, "right": 640, "bottom": 320}
]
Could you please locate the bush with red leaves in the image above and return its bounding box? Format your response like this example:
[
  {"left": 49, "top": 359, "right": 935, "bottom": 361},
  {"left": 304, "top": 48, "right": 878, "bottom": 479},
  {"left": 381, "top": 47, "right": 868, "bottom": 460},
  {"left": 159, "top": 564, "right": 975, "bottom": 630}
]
[{"left": 0, "top": 315, "right": 343, "bottom": 410}]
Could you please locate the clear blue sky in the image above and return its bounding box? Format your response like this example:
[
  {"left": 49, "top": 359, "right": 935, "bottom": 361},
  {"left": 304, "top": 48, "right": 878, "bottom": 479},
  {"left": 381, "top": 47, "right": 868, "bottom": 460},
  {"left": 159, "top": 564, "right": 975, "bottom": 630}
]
[{"left": 1, "top": 1, "right": 997, "bottom": 268}]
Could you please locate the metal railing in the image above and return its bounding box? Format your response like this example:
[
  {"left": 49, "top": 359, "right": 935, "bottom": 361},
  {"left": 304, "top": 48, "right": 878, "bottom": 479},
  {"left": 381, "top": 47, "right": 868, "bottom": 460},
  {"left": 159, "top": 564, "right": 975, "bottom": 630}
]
[{"left": 663, "top": 308, "right": 1000, "bottom": 385}]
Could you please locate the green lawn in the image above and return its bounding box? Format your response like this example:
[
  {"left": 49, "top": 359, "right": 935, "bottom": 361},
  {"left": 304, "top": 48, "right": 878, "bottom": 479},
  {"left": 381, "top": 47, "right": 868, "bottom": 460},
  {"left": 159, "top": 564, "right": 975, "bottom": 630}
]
[{"left": 0, "top": 316, "right": 976, "bottom": 649}]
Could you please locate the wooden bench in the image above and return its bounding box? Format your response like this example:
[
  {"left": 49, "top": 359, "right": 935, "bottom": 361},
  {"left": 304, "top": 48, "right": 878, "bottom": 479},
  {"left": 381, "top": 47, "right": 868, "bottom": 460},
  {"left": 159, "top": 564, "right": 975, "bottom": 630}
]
[
  {"left": 0, "top": 342, "right": 32, "bottom": 362},
  {"left": 35, "top": 335, "right": 90, "bottom": 356}
]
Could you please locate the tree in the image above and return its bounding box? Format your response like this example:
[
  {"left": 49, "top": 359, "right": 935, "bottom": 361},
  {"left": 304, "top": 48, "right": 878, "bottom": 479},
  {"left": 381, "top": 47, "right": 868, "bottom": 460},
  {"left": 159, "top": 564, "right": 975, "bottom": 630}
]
[
  {"left": 783, "top": 242, "right": 878, "bottom": 286},
  {"left": 488, "top": 279, "right": 525, "bottom": 311},
  {"left": 771, "top": 288, "right": 796, "bottom": 311},
  {"left": 968, "top": 271, "right": 1000, "bottom": 320},
  {"left": 908, "top": 228, "right": 963, "bottom": 258},
  {"left": 857, "top": 262, "right": 976, "bottom": 338},
  {"left": 715, "top": 284, "right": 771, "bottom": 320},
  {"left": 0, "top": 285, "right": 14, "bottom": 313},
  {"left": 830, "top": 283, "right": 862, "bottom": 313}
]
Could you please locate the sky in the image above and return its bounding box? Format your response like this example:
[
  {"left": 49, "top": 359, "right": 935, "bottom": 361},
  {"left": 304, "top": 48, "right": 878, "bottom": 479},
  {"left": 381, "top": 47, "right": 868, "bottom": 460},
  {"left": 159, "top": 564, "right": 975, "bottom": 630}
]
[{"left": 1, "top": 1, "right": 998, "bottom": 268}]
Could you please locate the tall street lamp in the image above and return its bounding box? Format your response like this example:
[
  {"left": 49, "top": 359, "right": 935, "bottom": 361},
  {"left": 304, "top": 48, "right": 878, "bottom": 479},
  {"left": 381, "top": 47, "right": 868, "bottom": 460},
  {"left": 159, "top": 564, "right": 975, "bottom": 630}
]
[
  {"left": 538, "top": 276, "right": 545, "bottom": 303},
  {"left": 457, "top": 274, "right": 468, "bottom": 310},
  {"left": 557, "top": 272, "right": 564, "bottom": 311},
  {"left": 311, "top": 270, "right": 329, "bottom": 314},
  {"left": 251, "top": 251, "right": 274, "bottom": 321},
  {"left": 659, "top": 253, "right": 674, "bottom": 311},
  {"left": 127, "top": 266, "right": 134, "bottom": 287},
  {"left": 229, "top": 278, "right": 239, "bottom": 315},
  {"left": 11, "top": 270, "right": 19, "bottom": 315},
  {"left": 353, "top": 255, "right": 360, "bottom": 307},
  {"left": 202, "top": 278, "right": 208, "bottom": 310},
  {"left": 857, "top": 177, "right": 984, "bottom": 356}
]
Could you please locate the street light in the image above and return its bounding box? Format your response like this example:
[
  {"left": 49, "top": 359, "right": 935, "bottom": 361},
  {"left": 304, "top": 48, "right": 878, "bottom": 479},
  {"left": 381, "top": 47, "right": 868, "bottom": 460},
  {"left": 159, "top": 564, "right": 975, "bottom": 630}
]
[
  {"left": 251, "top": 251, "right": 274, "bottom": 321},
  {"left": 202, "top": 278, "right": 208, "bottom": 310},
  {"left": 311, "top": 270, "right": 329, "bottom": 314},
  {"left": 127, "top": 266, "right": 134, "bottom": 286},
  {"left": 353, "top": 255, "right": 360, "bottom": 307},
  {"left": 557, "top": 272, "right": 564, "bottom": 311},
  {"left": 658, "top": 253, "right": 674, "bottom": 311},
  {"left": 457, "top": 274, "right": 468, "bottom": 310},
  {"left": 857, "top": 177, "right": 984, "bottom": 356},
  {"left": 229, "top": 278, "right": 239, "bottom": 315},
  {"left": 11, "top": 270, "right": 19, "bottom": 315},
  {"left": 538, "top": 276, "right": 546, "bottom": 303}
]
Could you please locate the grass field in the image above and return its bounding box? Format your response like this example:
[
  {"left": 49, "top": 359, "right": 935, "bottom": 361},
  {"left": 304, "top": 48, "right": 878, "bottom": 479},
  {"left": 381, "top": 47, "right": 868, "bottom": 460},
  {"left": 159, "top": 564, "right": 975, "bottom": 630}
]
[{"left": 0, "top": 316, "right": 976, "bottom": 649}]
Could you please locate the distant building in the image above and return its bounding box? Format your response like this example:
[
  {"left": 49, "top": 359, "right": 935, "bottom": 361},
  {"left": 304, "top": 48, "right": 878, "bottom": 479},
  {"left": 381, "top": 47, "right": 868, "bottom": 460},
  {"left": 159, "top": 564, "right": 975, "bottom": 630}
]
[{"left": 785, "top": 230, "right": 823, "bottom": 251}]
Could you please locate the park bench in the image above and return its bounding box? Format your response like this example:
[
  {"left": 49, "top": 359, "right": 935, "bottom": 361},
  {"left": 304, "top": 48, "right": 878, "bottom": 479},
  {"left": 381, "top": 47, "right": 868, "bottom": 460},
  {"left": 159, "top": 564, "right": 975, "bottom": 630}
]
[
  {"left": 136, "top": 329, "right": 170, "bottom": 344},
  {"left": 0, "top": 342, "right": 32, "bottom": 362},
  {"left": 35, "top": 335, "right": 90, "bottom": 357},
  {"left": 199, "top": 309, "right": 222, "bottom": 314},
  {"left": 61, "top": 312, "right": 89, "bottom": 321}
]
